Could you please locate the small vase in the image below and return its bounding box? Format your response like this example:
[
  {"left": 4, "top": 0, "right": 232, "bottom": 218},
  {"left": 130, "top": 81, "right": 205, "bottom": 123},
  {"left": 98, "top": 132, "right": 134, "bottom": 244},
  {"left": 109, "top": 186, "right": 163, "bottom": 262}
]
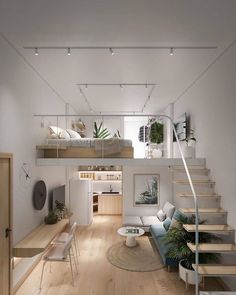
[{"left": 152, "top": 148, "right": 162, "bottom": 158}]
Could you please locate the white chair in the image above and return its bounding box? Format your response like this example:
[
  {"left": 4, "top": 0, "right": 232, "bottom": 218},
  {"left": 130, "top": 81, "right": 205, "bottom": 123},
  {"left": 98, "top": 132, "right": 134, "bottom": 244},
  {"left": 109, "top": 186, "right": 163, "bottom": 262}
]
[
  {"left": 53, "top": 222, "right": 80, "bottom": 264},
  {"left": 39, "top": 234, "right": 78, "bottom": 290}
]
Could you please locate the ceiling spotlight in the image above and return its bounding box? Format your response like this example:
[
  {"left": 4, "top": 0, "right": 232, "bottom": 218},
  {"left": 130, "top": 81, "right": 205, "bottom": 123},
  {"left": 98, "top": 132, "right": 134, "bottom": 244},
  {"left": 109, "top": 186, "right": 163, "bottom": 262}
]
[
  {"left": 67, "top": 48, "right": 71, "bottom": 55},
  {"left": 34, "top": 48, "right": 39, "bottom": 56},
  {"left": 109, "top": 48, "right": 115, "bottom": 56},
  {"left": 170, "top": 47, "right": 174, "bottom": 56}
]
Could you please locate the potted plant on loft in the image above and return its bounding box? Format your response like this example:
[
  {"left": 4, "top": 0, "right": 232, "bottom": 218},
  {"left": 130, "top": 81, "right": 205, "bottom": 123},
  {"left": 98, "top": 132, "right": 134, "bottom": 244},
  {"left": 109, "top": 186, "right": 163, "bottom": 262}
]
[
  {"left": 93, "top": 122, "right": 110, "bottom": 138},
  {"left": 149, "top": 122, "right": 164, "bottom": 158},
  {"left": 163, "top": 213, "right": 220, "bottom": 289}
]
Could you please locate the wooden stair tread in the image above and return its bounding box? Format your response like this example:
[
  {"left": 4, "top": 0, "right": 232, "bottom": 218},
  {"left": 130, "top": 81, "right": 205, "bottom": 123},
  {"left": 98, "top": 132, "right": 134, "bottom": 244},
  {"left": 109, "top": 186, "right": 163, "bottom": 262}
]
[
  {"left": 180, "top": 208, "right": 226, "bottom": 214},
  {"left": 187, "top": 243, "right": 236, "bottom": 253},
  {"left": 192, "top": 264, "right": 236, "bottom": 276},
  {"left": 200, "top": 292, "right": 236, "bottom": 295},
  {"left": 174, "top": 180, "right": 215, "bottom": 184},
  {"left": 172, "top": 165, "right": 206, "bottom": 169},
  {"left": 183, "top": 224, "right": 234, "bottom": 232},
  {"left": 173, "top": 168, "right": 210, "bottom": 175},
  {"left": 178, "top": 193, "right": 220, "bottom": 198}
]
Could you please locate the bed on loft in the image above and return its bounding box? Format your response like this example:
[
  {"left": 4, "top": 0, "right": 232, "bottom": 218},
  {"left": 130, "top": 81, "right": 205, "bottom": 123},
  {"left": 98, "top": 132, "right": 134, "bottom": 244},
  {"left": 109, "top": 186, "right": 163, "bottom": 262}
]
[{"left": 36, "top": 138, "right": 133, "bottom": 158}]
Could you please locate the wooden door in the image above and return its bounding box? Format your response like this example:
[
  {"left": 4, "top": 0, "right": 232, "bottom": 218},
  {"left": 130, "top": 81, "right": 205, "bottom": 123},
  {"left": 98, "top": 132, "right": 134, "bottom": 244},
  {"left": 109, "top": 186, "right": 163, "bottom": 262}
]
[{"left": 0, "top": 154, "right": 12, "bottom": 295}]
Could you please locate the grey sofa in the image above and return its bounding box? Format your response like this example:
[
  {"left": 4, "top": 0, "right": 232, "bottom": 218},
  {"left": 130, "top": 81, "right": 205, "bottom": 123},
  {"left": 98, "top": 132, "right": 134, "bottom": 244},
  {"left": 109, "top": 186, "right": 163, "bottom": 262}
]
[{"left": 123, "top": 202, "right": 175, "bottom": 232}]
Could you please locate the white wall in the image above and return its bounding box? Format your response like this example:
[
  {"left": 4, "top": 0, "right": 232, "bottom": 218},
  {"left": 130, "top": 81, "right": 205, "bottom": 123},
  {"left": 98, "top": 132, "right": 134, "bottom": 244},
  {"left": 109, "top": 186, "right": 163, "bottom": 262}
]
[
  {"left": 124, "top": 117, "right": 147, "bottom": 158},
  {"left": 123, "top": 165, "right": 173, "bottom": 216},
  {"left": 174, "top": 42, "right": 236, "bottom": 290},
  {"left": 0, "top": 36, "right": 70, "bottom": 288}
]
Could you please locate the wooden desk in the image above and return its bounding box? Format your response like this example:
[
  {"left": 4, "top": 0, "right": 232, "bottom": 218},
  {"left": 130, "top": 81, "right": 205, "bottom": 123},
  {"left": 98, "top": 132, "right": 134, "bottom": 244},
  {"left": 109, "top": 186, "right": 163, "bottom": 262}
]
[{"left": 13, "top": 219, "right": 69, "bottom": 257}]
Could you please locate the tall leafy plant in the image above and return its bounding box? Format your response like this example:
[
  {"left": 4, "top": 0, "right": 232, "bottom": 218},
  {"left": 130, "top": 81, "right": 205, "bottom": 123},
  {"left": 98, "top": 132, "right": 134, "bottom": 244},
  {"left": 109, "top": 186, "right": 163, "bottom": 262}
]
[
  {"left": 93, "top": 122, "right": 110, "bottom": 139},
  {"left": 163, "top": 213, "right": 220, "bottom": 270},
  {"left": 149, "top": 122, "right": 164, "bottom": 144}
]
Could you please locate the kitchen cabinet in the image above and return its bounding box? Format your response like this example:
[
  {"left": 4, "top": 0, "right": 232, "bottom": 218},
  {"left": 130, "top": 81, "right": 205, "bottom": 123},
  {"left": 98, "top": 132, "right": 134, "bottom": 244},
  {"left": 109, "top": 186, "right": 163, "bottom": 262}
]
[{"left": 98, "top": 194, "right": 122, "bottom": 215}]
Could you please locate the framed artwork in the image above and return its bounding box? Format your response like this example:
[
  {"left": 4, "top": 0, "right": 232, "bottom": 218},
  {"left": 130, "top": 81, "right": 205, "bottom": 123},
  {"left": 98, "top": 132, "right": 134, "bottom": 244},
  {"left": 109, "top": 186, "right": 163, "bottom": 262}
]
[{"left": 134, "top": 174, "right": 160, "bottom": 206}]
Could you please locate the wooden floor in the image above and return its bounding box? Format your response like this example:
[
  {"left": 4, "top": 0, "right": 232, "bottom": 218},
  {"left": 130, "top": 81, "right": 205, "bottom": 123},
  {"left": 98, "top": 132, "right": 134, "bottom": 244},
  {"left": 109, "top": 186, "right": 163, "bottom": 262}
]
[{"left": 16, "top": 215, "right": 224, "bottom": 295}]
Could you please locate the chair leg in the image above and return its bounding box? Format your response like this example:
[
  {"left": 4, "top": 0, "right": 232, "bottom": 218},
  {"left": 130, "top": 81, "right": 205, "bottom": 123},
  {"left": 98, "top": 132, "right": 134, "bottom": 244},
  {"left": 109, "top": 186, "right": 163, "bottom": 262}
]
[
  {"left": 74, "top": 236, "right": 80, "bottom": 260},
  {"left": 75, "top": 238, "right": 80, "bottom": 256},
  {"left": 73, "top": 239, "right": 79, "bottom": 265},
  {"left": 71, "top": 246, "right": 79, "bottom": 274},
  {"left": 69, "top": 249, "right": 74, "bottom": 286},
  {"left": 39, "top": 261, "right": 47, "bottom": 290}
]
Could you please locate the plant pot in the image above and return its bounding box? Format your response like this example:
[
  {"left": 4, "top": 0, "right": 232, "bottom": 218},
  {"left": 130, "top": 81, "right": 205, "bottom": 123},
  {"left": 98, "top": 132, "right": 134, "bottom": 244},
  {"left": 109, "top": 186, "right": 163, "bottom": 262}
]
[
  {"left": 182, "top": 145, "right": 195, "bottom": 159},
  {"left": 152, "top": 148, "right": 162, "bottom": 158},
  {"left": 179, "top": 260, "right": 202, "bottom": 289}
]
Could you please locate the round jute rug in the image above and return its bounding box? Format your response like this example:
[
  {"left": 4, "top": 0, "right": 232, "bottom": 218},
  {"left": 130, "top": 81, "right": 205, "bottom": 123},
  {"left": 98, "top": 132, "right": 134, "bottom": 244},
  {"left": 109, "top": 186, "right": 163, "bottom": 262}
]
[{"left": 106, "top": 238, "right": 164, "bottom": 272}]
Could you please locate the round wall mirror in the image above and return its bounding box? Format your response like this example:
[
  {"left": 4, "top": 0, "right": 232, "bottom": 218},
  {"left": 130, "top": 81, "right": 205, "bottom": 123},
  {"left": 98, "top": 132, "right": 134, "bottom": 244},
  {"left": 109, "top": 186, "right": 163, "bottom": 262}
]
[{"left": 33, "top": 180, "right": 47, "bottom": 210}]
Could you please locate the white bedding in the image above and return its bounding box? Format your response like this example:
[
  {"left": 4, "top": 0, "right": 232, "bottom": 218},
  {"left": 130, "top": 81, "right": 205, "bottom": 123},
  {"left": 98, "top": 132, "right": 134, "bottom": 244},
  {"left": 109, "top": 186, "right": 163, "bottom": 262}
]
[{"left": 46, "top": 138, "right": 132, "bottom": 148}]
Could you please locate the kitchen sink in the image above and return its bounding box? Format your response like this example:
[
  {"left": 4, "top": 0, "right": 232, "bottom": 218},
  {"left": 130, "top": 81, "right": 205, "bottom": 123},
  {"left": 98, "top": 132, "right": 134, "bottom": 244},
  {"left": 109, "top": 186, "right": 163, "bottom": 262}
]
[{"left": 102, "top": 191, "right": 120, "bottom": 194}]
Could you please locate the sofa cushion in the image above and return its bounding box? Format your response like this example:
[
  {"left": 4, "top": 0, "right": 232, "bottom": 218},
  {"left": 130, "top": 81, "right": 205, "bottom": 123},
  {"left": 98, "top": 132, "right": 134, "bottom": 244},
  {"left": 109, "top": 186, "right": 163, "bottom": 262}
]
[
  {"left": 150, "top": 223, "right": 166, "bottom": 238},
  {"left": 123, "top": 216, "right": 143, "bottom": 227},
  {"left": 141, "top": 216, "right": 160, "bottom": 227},
  {"left": 162, "top": 202, "right": 175, "bottom": 219}
]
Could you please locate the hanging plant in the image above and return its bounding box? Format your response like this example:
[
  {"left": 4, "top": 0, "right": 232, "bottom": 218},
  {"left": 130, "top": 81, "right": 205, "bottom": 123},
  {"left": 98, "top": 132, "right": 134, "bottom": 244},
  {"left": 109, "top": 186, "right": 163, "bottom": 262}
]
[{"left": 149, "top": 122, "right": 164, "bottom": 144}]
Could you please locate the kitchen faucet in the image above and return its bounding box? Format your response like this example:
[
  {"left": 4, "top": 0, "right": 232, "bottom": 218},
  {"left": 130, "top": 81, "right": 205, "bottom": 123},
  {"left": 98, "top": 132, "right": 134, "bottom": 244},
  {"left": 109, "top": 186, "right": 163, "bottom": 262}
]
[{"left": 109, "top": 184, "right": 113, "bottom": 192}]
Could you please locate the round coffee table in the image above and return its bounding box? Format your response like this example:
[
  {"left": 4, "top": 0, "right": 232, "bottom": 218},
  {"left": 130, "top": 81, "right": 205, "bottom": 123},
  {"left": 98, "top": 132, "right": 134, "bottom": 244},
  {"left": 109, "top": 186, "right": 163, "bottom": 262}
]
[{"left": 117, "top": 227, "right": 145, "bottom": 247}]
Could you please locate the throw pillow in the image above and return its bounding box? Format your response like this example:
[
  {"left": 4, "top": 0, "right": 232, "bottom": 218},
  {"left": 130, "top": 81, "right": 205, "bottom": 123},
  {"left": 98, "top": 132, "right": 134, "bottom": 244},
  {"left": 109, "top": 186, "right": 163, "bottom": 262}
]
[
  {"left": 66, "top": 129, "right": 81, "bottom": 139},
  {"left": 157, "top": 209, "right": 166, "bottom": 221},
  {"left": 163, "top": 217, "right": 171, "bottom": 231},
  {"left": 162, "top": 202, "right": 175, "bottom": 219},
  {"left": 170, "top": 210, "right": 185, "bottom": 229}
]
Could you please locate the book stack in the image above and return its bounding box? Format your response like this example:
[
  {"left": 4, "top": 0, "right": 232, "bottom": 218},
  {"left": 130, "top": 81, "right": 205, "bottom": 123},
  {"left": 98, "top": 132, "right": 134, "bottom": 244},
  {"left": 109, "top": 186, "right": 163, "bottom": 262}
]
[{"left": 126, "top": 228, "right": 139, "bottom": 234}]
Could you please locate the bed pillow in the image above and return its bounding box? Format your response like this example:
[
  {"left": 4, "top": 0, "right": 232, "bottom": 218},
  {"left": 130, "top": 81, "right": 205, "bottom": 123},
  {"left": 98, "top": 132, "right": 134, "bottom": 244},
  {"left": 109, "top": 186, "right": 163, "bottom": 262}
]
[
  {"left": 48, "top": 126, "right": 70, "bottom": 139},
  {"left": 66, "top": 129, "right": 81, "bottom": 139},
  {"left": 157, "top": 209, "right": 166, "bottom": 221}
]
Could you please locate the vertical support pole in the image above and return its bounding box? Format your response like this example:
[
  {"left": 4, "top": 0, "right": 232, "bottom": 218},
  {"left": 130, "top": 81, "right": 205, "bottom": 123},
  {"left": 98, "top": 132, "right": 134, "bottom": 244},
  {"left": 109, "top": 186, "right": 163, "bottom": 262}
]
[{"left": 165, "top": 103, "right": 174, "bottom": 158}]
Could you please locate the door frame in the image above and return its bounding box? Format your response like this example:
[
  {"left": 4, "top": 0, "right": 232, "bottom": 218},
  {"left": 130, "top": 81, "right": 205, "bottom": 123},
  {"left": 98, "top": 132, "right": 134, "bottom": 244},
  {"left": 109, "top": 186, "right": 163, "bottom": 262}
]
[{"left": 0, "top": 153, "right": 13, "bottom": 295}]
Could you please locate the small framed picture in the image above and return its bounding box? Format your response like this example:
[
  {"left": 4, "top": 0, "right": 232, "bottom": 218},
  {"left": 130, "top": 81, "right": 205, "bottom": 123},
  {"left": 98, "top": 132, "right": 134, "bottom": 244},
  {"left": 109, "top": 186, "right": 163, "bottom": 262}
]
[{"left": 134, "top": 174, "right": 160, "bottom": 206}]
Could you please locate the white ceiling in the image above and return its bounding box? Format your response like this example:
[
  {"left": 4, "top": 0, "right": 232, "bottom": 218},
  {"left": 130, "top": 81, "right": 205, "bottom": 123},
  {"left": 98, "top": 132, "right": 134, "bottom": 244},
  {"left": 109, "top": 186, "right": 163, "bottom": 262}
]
[{"left": 1, "top": 0, "right": 236, "bottom": 114}]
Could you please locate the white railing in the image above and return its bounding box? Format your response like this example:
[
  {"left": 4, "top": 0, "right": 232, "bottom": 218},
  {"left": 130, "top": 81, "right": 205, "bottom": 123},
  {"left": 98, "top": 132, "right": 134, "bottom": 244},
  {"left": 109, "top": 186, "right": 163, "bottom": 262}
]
[
  {"left": 156, "top": 114, "right": 199, "bottom": 295},
  {"left": 34, "top": 113, "right": 199, "bottom": 295}
]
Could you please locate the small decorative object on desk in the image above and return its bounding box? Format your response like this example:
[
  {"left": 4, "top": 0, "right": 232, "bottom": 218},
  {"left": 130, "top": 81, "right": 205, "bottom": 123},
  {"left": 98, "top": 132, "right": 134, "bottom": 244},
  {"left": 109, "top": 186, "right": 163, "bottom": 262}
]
[
  {"left": 126, "top": 228, "right": 139, "bottom": 234},
  {"left": 44, "top": 211, "right": 58, "bottom": 224},
  {"left": 55, "top": 200, "right": 65, "bottom": 220}
]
